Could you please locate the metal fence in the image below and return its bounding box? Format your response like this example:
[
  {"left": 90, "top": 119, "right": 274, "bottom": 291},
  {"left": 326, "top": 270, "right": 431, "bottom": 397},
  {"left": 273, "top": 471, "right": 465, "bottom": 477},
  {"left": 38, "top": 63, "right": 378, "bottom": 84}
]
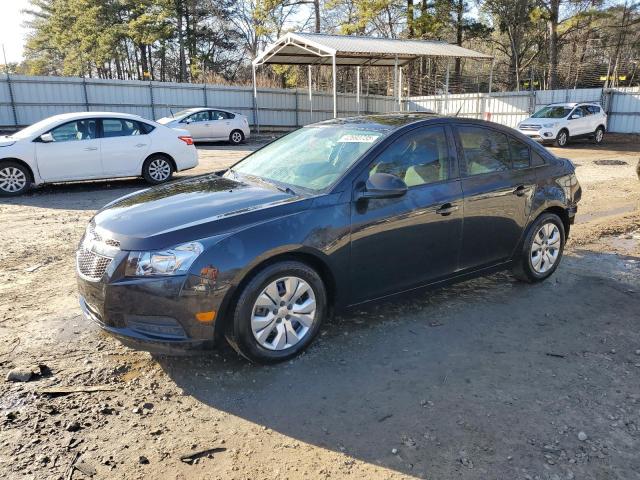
[{"left": 1, "top": 74, "right": 639, "bottom": 133}]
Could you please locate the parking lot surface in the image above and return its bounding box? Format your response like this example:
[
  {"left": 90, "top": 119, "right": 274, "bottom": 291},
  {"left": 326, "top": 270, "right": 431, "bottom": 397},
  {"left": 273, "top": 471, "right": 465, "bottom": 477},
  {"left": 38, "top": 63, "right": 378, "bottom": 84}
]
[{"left": 0, "top": 136, "right": 639, "bottom": 479}]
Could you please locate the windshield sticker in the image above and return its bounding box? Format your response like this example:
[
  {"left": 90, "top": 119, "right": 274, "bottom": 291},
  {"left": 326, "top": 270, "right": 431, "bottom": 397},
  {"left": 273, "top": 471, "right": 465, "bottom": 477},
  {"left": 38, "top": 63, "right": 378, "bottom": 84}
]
[{"left": 337, "top": 134, "right": 380, "bottom": 143}]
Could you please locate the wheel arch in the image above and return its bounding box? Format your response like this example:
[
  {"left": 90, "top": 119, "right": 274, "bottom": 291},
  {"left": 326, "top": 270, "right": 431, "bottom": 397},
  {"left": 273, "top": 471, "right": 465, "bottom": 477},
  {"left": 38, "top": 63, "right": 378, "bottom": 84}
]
[
  {"left": 0, "top": 157, "right": 35, "bottom": 182},
  {"left": 142, "top": 152, "right": 176, "bottom": 174},
  {"left": 214, "top": 249, "right": 337, "bottom": 341}
]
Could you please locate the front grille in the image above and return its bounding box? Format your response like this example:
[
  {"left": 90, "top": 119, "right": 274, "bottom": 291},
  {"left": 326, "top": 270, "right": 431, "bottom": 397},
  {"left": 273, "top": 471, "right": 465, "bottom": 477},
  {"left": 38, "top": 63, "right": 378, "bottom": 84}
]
[
  {"left": 76, "top": 224, "right": 120, "bottom": 282},
  {"left": 77, "top": 249, "right": 112, "bottom": 282},
  {"left": 519, "top": 124, "right": 541, "bottom": 131}
]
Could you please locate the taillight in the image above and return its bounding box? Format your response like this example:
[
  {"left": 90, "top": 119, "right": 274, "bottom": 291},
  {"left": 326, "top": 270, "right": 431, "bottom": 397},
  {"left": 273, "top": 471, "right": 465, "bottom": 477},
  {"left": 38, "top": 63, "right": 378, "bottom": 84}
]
[{"left": 178, "top": 135, "right": 194, "bottom": 145}]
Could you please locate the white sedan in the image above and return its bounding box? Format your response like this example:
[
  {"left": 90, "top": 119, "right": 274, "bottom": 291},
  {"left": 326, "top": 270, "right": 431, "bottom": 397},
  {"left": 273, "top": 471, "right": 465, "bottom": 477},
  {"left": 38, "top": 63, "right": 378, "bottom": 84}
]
[
  {"left": 0, "top": 112, "right": 198, "bottom": 196},
  {"left": 157, "top": 108, "right": 250, "bottom": 144}
]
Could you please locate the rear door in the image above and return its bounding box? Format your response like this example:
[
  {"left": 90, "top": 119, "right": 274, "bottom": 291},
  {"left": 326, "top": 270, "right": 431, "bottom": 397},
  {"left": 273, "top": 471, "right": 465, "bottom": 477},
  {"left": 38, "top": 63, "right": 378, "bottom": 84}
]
[
  {"left": 99, "top": 118, "right": 151, "bottom": 176},
  {"left": 35, "top": 118, "right": 102, "bottom": 181},
  {"left": 568, "top": 106, "right": 591, "bottom": 135},
  {"left": 349, "top": 125, "right": 464, "bottom": 303},
  {"left": 454, "top": 124, "right": 536, "bottom": 270},
  {"left": 208, "top": 110, "right": 233, "bottom": 140}
]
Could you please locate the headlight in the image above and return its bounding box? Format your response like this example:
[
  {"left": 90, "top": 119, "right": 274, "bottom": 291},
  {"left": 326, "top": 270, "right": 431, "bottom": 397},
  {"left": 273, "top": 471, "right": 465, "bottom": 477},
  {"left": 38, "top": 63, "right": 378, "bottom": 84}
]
[
  {"left": 543, "top": 122, "right": 558, "bottom": 128},
  {"left": 125, "top": 242, "right": 203, "bottom": 277}
]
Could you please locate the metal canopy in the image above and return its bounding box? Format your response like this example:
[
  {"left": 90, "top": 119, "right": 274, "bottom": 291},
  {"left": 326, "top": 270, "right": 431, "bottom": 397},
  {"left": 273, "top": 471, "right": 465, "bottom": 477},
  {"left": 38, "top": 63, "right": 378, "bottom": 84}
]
[
  {"left": 251, "top": 32, "right": 493, "bottom": 127},
  {"left": 253, "top": 32, "right": 493, "bottom": 67}
]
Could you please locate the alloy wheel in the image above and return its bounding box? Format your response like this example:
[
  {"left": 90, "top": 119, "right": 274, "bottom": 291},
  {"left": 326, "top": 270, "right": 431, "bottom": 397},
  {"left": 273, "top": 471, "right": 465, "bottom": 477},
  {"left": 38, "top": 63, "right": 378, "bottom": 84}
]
[
  {"left": 231, "top": 131, "right": 243, "bottom": 144},
  {"left": 250, "top": 276, "right": 317, "bottom": 351},
  {"left": 0, "top": 166, "right": 27, "bottom": 193},
  {"left": 557, "top": 131, "right": 567, "bottom": 146},
  {"left": 531, "top": 223, "right": 561, "bottom": 274},
  {"left": 148, "top": 158, "right": 171, "bottom": 181},
  {"left": 595, "top": 128, "right": 604, "bottom": 143}
]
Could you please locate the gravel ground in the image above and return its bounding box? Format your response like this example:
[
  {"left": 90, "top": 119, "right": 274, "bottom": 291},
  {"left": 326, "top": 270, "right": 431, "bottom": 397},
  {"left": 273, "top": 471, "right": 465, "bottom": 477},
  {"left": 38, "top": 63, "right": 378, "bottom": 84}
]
[{"left": 0, "top": 134, "right": 639, "bottom": 480}]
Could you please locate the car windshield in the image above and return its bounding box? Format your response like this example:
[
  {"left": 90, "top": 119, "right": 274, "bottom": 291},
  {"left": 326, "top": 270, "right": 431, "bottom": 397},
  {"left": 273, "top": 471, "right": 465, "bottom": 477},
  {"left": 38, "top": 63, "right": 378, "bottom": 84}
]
[
  {"left": 227, "top": 125, "right": 385, "bottom": 192},
  {"left": 171, "top": 109, "right": 198, "bottom": 119},
  {"left": 9, "top": 117, "right": 60, "bottom": 139},
  {"left": 531, "top": 106, "right": 572, "bottom": 119}
]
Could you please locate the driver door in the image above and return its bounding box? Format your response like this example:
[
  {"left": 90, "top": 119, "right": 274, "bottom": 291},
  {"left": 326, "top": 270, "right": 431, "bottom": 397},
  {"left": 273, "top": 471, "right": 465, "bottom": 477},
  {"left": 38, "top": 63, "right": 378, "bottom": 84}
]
[
  {"left": 349, "top": 125, "right": 464, "bottom": 303},
  {"left": 568, "top": 106, "right": 590, "bottom": 136},
  {"left": 35, "top": 119, "right": 102, "bottom": 181},
  {"left": 181, "top": 111, "right": 211, "bottom": 140}
]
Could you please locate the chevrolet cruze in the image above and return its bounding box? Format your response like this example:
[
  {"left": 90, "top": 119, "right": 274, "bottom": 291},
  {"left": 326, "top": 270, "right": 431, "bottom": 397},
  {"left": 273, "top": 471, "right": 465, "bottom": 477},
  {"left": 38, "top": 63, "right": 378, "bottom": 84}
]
[{"left": 76, "top": 114, "right": 581, "bottom": 364}]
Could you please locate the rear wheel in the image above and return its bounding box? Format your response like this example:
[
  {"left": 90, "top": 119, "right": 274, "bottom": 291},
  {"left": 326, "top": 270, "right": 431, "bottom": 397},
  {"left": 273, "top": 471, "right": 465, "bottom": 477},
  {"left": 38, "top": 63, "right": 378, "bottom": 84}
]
[
  {"left": 0, "top": 161, "right": 31, "bottom": 196},
  {"left": 226, "top": 261, "right": 327, "bottom": 364},
  {"left": 512, "top": 212, "right": 565, "bottom": 283},
  {"left": 594, "top": 126, "right": 605, "bottom": 144},
  {"left": 554, "top": 129, "right": 569, "bottom": 147},
  {"left": 229, "top": 130, "right": 244, "bottom": 145},
  {"left": 142, "top": 155, "right": 174, "bottom": 185}
]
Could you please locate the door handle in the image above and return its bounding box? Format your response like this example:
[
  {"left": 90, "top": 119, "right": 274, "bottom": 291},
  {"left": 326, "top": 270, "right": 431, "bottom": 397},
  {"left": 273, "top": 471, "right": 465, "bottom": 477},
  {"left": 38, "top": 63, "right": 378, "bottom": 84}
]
[
  {"left": 135, "top": 143, "right": 148, "bottom": 148},
  {"left": 436, "top": 203, "right": 459, "bottom": 216},
  {"left": 513, "top": 185, "right": 526, "bottom": 197},
  {"left": 83, "top": 147, "right": 98, "bottom": 151}
]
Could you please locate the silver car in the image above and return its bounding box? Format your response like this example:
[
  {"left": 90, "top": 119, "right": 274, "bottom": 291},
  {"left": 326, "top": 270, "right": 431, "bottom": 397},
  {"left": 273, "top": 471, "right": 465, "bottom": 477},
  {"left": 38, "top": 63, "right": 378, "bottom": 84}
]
[{"left": 157, "top": 108, "right": 250, "bottom": 144}]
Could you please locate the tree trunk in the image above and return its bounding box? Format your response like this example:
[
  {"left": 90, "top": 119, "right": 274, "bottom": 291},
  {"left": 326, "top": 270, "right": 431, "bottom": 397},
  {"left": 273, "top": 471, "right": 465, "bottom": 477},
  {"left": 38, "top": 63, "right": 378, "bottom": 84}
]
[
  {"left": 407, "top": 0, "right": 414, "bottom": 38},
  {"left": 175, "top": 0, "right": 188, "bottom": 82},
  {"left": 547, "top": 0, "right": 560, "bottom": 89},
  {"left": 454, "top": 0, "right": 464, "bottom": 90},
  {"left": 314, "top": 0, "right": 320, "bottom": 33},
  {"left": 139, "top": 45, "right": 148, "bottom": 80}
]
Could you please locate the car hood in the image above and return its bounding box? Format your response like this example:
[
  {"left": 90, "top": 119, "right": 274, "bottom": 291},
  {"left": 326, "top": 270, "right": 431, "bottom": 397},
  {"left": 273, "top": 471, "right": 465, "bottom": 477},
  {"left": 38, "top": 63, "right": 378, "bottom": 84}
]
[
  {"left": 0, "top": 137, "right": 16, "bottom": 147},
  {"left": 156, "top": 117, "right": 178, "bottom": 125},
  {"left": 92, "top": 175, "right": 309, "bottom": 251}
]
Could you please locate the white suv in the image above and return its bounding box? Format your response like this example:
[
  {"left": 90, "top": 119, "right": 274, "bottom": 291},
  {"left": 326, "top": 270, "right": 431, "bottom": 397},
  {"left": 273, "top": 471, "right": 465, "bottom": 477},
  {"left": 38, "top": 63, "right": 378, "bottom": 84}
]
[{"left": 517, "top": 103, "right": 607, "bottom": 147}]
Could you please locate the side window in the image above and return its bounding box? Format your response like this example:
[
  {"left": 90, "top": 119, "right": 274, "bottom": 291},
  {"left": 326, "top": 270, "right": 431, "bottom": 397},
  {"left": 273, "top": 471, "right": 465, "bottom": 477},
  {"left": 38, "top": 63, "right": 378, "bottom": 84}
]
[
  {"left": 368, "top": 126, "right": 450, "bottom": 187},
  {"left": 187, "top": 111, "right": 210, "bottom": 123},
  {"left": 139, "top": 122, "right": 155, "bottom": 134},
  {"left": 570, "top": 108, "right": 584, "bottom": 119},
  {"left": 579, "top": 106, "right": 592, "bottom": 116},
  {"left": 457, "top": 126, "right": 510, "bottom": 176},
  {"left": 48, "top": 119, "right": 97, "bottom": 142},
  {"left": 210, "top": 110, "right": 228, "bottom": 120},
  {"left": 509, "top": 137, "right": 530, "bottom": 169},
  {"left": 587, "top": 105, "right": 600, "bottom": 115},
  {"left": 102, "top": 119, "right": 144, "bottom": 138},
  {"left": 532, "top": 151, "right": 546, "bottom": 167}
]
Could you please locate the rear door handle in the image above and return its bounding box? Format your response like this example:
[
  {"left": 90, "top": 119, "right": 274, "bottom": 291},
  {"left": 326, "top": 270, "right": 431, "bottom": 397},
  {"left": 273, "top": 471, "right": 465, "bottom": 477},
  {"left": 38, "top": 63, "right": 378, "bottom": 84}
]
[
  {"left": 513, "top": 185, "right": 526, "bottom": 197},
  {"left": 83, "top": 147, "right": 98, "bottom": 151},
  {"left": 436, "top": 203, "right": 459, "bottom": 216},
  {"left": 135, "top": 143, "right": 148, "bottom": 148}
]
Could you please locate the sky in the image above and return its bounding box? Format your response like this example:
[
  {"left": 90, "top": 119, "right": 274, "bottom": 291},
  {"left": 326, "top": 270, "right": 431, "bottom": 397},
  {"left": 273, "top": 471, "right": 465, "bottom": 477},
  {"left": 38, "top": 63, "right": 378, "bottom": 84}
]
[{"left": 0, "top": 0, "right": 31, "bottom": 64}]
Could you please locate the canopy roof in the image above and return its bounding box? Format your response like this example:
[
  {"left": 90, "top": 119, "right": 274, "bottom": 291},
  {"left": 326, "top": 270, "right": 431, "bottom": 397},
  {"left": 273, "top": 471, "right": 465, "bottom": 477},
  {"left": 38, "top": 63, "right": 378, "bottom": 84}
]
[{"left": 253, "top": 32, "right": 493, "bottom": 67}]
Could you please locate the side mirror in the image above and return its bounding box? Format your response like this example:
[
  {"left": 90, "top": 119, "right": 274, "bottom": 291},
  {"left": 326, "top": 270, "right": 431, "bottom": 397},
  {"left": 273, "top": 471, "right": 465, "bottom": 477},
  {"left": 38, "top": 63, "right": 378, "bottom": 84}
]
[
  {"left": 40, "top": 133, "right": 54, "bottom": 143},
  {"left": 182, "top": 118, "right": 192, "bottom": 124},
  {"left": 358, "top": 172, "right": 407, "bottom": 200},
  {"left": 570, "top": 114, "right": 580, "bottom": 120}
]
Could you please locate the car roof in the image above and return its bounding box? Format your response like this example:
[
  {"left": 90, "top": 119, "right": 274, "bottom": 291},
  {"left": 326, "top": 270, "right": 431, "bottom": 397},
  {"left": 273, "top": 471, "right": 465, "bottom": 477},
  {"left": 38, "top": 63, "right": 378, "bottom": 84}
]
[
  {"left": 46, "top": 111, "right": 148, "bottom": 122},
  {"left": 545, "top": 102, "right": 600, "bottom": 107},
  {"left": 309, "top": 112, "right": 447, "bottom": 132}
]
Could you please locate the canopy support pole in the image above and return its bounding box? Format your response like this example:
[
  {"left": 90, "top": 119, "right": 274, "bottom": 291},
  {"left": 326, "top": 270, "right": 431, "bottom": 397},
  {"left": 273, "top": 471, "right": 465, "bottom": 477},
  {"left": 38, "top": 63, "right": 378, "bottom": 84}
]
[
  {"left": 332, "top": 54, "right": 337, "bottom": 118},
  {"left": 488, "top": 58, "right": 494, "bottom": 96},
  {"left": 398, "top": 67, "right": 403, "bottom": 111},
  {"left": 445, "top": 61, "right": 450, "bottom": 114},
  {"left": 393, "top": 55, "right": 398, "bottom": 105},
  {"left": 356, "top": 66, "right": 361, "bottom": 115},
  {"left": 252, "top": 63, "right": 260, "bottom": 134},
  {"left": 308, "top": 65, "right": 313, "bottom": 120}
]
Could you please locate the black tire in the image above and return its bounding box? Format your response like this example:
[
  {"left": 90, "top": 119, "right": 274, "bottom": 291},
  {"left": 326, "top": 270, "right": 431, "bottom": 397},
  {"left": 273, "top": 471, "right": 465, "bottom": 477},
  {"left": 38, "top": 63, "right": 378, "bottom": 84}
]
[
  {"left": 0, "top": 161, "right": 31, "bottom": 196},
  {"left": 512, "top": 212, "right": 566, "bottom": 283},
  {"left": 554, "top": 129, "right": 569, "bottom": 147},
  {"left": 229, "top": 130, "right": 244, "bottom": 145},
  {"left": 142, "top": 155, "right": 174, "bottom": 185},
  {"left": 226, "top": 261, "right": 327, "bottom": 364},
  {"left": 593, "top": 126, "right": 605, "bottom": 145}
]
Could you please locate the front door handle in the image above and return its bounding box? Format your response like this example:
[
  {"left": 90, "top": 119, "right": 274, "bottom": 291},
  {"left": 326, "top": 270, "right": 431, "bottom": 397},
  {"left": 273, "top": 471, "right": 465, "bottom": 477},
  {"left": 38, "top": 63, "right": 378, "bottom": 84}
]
[
  {"left": 513, "top": 185, "right": 526, "bottom": 197},
  {"left": 83, "top": 147, "right": 98, "bottom": 151},
  {"left": 135, "top": 143, "right": 148, "bottom": 148},
  {"left": 436, "top": 203, "right": 459, "bottom": 216}
]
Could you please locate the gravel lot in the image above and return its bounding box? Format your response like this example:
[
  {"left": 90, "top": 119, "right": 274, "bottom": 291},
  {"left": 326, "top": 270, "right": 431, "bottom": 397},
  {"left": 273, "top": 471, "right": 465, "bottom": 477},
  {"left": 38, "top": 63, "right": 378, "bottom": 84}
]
[{"left": 0, "top": 134, "right": 639, "bottom": 479}]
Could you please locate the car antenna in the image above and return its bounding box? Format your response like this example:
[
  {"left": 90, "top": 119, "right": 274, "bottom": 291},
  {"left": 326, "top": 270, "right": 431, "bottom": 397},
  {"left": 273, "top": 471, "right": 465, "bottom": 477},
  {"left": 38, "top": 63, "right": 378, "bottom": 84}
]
[
  {"left": 169, "top": 105, "right": 174, "bottom": 118},
  {"left": 454, "top": 105, "right": 463, "bottom": 117}
]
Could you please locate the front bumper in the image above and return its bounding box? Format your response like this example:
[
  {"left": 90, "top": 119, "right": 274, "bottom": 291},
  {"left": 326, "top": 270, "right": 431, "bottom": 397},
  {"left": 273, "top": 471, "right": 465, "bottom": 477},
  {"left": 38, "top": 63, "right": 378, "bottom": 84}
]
[
  {"left": 518, "top": 129, "right": 557, "bottom": 142},
  {"left": 77, "top": 260, "right": 222, "bottom": 354}
]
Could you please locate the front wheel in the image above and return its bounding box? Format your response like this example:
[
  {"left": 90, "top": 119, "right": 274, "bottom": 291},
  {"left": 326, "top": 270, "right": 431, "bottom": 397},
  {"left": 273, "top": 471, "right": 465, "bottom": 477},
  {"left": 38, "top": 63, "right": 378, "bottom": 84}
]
[
  {"left": 594, "top": 126, "right": 605, "bottom": 144},
  {"left": 226, "top": 261, "right": 327, "bottom": 364},
  {"left": 142, "top": 155, "right": 174, "bottom": 185},
  {"left": 0, "top": 161, "right": 31, "bottom": 196},
  {"left": 554, "top": 129, "right": 569, "bottom": 147},
  {"left": 512, "top": 213, "right": 565, "bottom": 283},
  {"left": 229, "top": 130, "right": 244, "bottom": 145}
]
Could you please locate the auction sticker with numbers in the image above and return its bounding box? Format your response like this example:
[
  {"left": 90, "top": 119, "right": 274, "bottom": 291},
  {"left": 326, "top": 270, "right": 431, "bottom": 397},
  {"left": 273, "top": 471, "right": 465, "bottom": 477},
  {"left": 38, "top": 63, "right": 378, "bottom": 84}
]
[{"left": 337, "top": 134, "right": 381, "bottom": 143}]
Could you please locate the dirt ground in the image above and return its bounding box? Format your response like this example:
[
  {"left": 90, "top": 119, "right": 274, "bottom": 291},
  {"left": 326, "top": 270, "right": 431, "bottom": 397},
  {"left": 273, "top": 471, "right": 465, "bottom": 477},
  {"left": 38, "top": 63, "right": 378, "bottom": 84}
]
[{"left": 0, "top": 134, "right": 639, "bottom": 480}]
